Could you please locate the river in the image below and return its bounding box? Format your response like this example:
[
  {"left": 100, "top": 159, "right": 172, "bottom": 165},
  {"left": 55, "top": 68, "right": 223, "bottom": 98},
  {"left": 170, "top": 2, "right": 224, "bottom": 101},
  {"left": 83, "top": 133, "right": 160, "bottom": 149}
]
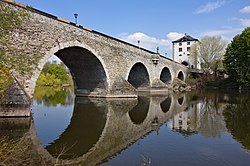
[{"left": 1, "top": 87, "right": 250, "bottom": 165}]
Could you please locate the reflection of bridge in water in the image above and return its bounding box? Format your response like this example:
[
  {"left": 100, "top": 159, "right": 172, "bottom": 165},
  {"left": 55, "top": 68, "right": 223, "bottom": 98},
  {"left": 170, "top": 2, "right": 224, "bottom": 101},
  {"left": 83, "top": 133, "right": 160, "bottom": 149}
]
[{"left": 1, "top": 93, "right": 190, "bottom": 165}]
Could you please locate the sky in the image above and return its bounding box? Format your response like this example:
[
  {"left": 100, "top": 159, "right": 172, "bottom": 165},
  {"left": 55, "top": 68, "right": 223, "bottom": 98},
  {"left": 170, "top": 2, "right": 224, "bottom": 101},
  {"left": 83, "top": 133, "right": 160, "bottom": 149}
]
[{"left": 15, "top": 0, "right": 250, "bottom": 58}]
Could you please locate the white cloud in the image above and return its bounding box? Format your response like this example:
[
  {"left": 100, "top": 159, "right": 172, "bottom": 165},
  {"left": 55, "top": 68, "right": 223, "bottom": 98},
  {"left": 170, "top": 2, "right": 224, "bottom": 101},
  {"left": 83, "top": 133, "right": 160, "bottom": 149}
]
[
  {"left": 232, "top": 17, "right": 250, "bottom": 27},
  {"left": 202, "top": 27, "right": 243, "bottom": 40},
  {"left": 118, "top": 32, "right": 184, "bottom": 57},
  {"left": 195, "top": 1, "right": 226, "bottom": 14},
  {"left": 239, "top": 18, "right": 250, "bottom": 26},
  {"left": 240, "top": 6, "right": 250, "bottom": 13},
  {"left": 166, "top": 32, "right": 184, "bottom": 41}
]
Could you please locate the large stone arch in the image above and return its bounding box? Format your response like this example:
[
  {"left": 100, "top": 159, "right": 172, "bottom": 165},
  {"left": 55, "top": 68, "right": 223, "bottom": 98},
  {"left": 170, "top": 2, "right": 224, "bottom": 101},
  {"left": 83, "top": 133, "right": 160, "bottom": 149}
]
[
  {"left": 127, "top": 62, "right": 150, "bottom": 89},
  {"left": 160, "top": 67, "right": 172, "bottom": 84},
  {"left": 26, "top": 41, "right": 110, "bottom": 98}
]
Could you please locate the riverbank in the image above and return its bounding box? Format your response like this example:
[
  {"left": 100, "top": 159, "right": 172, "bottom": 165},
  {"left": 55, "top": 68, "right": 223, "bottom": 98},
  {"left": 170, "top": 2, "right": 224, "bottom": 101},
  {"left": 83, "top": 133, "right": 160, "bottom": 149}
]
[{"left": 187, "top": 77, "right": 250, "bottom": 92}]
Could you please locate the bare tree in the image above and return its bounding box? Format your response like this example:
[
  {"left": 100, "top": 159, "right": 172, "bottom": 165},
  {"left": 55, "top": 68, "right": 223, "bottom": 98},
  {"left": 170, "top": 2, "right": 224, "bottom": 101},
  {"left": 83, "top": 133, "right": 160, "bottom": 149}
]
[{"left": 190, "top": 36, "right": 227, "bottom": 75}]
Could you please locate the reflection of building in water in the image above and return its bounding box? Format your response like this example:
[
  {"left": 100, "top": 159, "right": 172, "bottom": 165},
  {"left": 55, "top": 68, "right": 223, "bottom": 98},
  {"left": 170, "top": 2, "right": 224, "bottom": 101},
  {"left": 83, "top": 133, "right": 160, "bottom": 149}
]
[
  {"left": 172, "top": 102, "right": 202, "bottom": 136},
  {"left": 173, "top": 111, "right": 190, "bottom": 131}
]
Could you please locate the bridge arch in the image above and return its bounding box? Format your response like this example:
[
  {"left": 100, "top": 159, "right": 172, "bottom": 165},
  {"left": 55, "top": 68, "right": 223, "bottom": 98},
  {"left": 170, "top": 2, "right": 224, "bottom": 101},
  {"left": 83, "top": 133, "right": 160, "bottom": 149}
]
[
  {"left": 45, "top": 98, "right": 108, "bottom": 159},
  {"left": 160, "top": 96, "right": 172, "bottom": 113},
  {"left": 28, "top": 41, "right": 110, "bottom": 97},
  {"left": 160, "top": 67, "right": 172, "bottom": 84},
  {"left": 127, "top": 62, "right": 150, "bottom": 89},
  {"left": 181, "top": 61, "right": 189, "bottom": 67},
  {"left": 128, "top": 96, "right": 150, "bottom": 125},
  {"left": 177, "top": 70, "right": 185, "bottom": 81}
]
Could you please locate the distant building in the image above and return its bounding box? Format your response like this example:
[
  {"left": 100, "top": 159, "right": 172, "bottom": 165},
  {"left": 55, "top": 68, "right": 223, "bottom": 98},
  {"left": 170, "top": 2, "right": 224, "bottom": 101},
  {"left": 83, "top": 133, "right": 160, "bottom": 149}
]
[{"left": 172, "top": 33, "right": 201, "bottom": 69}]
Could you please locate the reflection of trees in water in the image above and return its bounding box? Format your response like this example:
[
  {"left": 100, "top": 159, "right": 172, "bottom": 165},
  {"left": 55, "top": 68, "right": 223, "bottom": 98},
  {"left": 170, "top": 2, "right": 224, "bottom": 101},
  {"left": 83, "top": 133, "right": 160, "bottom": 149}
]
[
  {"left": 33, "top": 86, "right": 74, "bottom": 106},
  {"left": 197, "top": 98, "right": 226, "bottom": 138},
  {"left": 223, "top": 95, "right": 250, "bottom": 150}
]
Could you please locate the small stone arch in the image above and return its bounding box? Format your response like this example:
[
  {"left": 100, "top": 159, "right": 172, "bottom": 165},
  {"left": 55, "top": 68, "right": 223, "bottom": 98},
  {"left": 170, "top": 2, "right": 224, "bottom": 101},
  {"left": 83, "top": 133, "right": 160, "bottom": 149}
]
[
  {"left": 127, "top": 62, "right": 150, "bottom": 89},
  {"left": 160, "top": 67, "right": 172, "bottom": 84},
  {"left": 177, "top": 71, "right": 185, "bottom": 81},
  {"left": 181, "top": 61, "right": 189, "bottom": 67},
  {"left": 160, "top": 96, "right": 172, "bottom": 113}
]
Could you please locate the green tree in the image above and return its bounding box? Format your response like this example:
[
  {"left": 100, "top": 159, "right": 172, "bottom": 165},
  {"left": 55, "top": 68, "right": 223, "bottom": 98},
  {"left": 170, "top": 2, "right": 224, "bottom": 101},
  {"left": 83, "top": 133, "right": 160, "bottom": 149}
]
[
  {"left": 46, "top": 62, "right": 68, "bottom": 82},
  {"left": 223, "top": 27, "right": 250, "bottom": 87},
  {"left": 36, "top": 73, "right": 62, "bottom": 86},
  {"left": 36, "top": 61, "right": 72, "bottom": 86}
]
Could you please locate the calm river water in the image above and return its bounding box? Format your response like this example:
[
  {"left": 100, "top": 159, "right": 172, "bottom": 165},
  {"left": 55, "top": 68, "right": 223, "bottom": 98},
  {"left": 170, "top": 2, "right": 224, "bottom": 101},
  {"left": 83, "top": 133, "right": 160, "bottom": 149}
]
[{"left": 28, "top": 87, "right": 250, "bottom": 165}]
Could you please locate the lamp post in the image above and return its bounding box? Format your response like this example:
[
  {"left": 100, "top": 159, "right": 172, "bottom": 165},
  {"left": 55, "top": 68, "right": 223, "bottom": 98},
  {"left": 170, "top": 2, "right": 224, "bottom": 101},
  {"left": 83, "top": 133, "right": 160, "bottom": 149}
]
[{"left": 74, "top": 13, "right": 78, "bottom": 24}]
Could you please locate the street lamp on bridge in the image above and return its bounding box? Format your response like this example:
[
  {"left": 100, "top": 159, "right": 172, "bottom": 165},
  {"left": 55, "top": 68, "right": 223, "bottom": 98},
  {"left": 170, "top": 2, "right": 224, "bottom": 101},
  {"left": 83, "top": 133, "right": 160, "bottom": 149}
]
[{"left": 74, "top": 13, "right": 78, "bottom": 24}]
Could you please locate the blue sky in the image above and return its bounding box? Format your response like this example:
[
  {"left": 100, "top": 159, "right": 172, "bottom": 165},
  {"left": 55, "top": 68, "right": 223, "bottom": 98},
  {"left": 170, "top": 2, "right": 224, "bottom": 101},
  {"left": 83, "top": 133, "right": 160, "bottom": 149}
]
[{"left": 16, "top": 0, "right": 250, "bottom": 58}]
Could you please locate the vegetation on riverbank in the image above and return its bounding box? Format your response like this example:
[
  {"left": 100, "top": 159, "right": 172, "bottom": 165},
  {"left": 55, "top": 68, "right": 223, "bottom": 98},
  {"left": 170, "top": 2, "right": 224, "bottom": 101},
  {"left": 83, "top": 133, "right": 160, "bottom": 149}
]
[
  {"left": 187, "top": 27, "right": 250, "bottom": 91},
  {"left": 36, "top": 61, "right": 73, "bottom": 87},
  {"left": 0, "top": 136, "right": 47, "bottom": 165}
]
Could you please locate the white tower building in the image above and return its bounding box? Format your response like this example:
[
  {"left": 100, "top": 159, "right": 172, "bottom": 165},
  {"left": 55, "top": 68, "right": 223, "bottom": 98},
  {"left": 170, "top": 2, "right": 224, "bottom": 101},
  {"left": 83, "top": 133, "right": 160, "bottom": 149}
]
[{"left": 172, "top": 34, "right": 201, "bottom": 69}]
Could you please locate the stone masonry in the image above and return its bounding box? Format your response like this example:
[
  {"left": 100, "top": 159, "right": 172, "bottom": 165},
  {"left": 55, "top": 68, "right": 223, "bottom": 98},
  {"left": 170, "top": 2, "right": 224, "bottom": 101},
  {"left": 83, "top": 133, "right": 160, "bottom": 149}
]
[{"left": 1, "top": 0, "right": 187, "bottom": 100}]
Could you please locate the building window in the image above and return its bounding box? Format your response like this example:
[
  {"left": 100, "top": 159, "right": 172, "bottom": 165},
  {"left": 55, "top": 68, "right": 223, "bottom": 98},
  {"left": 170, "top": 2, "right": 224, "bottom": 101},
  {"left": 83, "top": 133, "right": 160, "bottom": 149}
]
[
  {"left": 187, "top": 42, "right": 190, "bottom": 45},
  {"left": 187, "top": 54, "right": 190, "bottom": 56},
  {"left": 179, "top": 48, "right": 182, "bottom": 52},
  {"left": 187, "top": 47, "right": 190, "bottom": 51},
  {"left": 179, "top": 54, "right": 182, "bottom": 56},
  {"left": 179, "top": 43, "right": 182, "bottom": 46}
]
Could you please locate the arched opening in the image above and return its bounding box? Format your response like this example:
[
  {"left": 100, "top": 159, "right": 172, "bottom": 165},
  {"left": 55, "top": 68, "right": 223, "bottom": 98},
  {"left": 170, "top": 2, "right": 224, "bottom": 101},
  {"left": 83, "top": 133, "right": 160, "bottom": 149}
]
[
  {"left": 54, "top": 46, "right": 107, "bottom": 96},
  {"left": 160, "top": 67, "right": 172, "bottom": 84},
  {"left": 160, "top": 97, "right": 172, "bottom": 113},
  {"left": 178, "top": 96, "right": 184, "bottom": 105},
  {"left": 129, "top": 96, "right": 150, "bottom": 125},
  {"left": 181, "top": 61, "right": 189, "bottom": 67},
  {"left": 128, "top": 62, "right": 150, "bottom": 89},
  {"left": 177, "top": 71, "right": 184, "bottom": 81},
  {"left": 45, "top": 97, "right": 107, "bottom": 159}
]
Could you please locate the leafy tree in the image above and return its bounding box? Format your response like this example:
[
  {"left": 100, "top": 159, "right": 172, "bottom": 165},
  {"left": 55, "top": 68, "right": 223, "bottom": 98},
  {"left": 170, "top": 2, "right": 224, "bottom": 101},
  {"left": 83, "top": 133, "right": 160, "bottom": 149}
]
[
  {"left": 190, "top": 36, "right": 227, "bottom": 75},
  {"left": 36, "top": 61, "right": 72, "bottom": 86},
  {"left": 46, "top": 62, "right": 68, "bottom": 82},
  {"left": 36, "top": 73, "right": 61, "bottom": 86},
  {"left": 223, "top": 27, "right": 250, "bottom": 87}
]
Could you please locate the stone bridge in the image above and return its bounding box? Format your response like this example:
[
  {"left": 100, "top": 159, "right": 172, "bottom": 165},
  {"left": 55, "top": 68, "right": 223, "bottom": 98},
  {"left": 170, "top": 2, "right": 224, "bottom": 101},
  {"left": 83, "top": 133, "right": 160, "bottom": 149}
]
[
  {"left": 0, "top": 93, "right": 191, "bottom": 165},
  {"left": 1, "top": 0, "right": 187, "bottom": 101}
]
